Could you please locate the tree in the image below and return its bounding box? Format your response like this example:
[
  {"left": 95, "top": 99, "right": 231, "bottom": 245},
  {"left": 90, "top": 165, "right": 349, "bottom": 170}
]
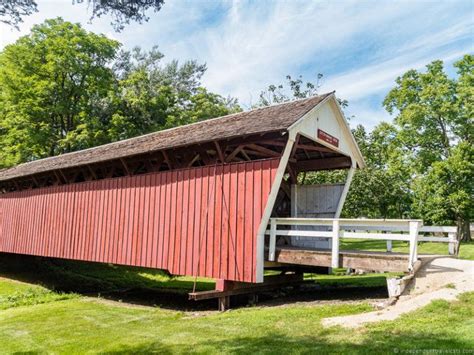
[
  {"left": 412, "top": 142, "right": 473, "bottom": 243},
  {"left": 0, "top": 19, "right": 240, "bottom": 168},
  {"left": 384, "top": 55, "right": 473, "bottom": 241},
  {"left": 255, "top": 74, "right": 349, "bottom": 109},
  {"left": 0, "top": 0, "right": 164, "bottom": 31},
  {"left": 0, "top": 18, "right": 120, "bottom": 166},
  {"left": 107, "top": 46, "right": 240, "bottom": 141},
  {"left": 0, "top": 0, "right": 37, "bottom": 30}
]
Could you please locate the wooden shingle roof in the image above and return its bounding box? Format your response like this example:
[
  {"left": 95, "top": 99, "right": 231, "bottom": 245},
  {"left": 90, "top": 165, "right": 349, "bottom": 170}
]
[{"left": 0, "top": 92, "right": 333, "bottom": 181}]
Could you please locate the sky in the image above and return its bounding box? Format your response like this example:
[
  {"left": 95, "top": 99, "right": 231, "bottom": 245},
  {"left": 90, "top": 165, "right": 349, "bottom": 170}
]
[{"left": 0, "top": 0, "right": 473, "bottom": 129}]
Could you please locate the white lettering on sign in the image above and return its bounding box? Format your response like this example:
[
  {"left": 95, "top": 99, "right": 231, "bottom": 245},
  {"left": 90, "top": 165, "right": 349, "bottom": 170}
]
[{"left": 317, "top": 129, "right": 339, "bottom": 147}]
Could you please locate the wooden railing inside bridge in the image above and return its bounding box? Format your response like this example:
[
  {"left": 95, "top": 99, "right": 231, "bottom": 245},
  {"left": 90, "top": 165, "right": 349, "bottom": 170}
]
[{"left": 266, "top": 218, "right": 458, "bottom": 272}]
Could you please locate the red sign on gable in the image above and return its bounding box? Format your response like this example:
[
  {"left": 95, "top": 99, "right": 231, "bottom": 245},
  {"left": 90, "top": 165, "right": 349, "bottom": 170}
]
[{"left": 317, "top": 129, "right": 339, "bottom": 147}]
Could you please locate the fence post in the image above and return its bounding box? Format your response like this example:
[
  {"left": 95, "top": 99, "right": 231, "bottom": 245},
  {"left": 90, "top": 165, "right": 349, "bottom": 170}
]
[
  {"left": 331, "top": 220, "right": 340, "bottom": 268},
  {"left": 386, "top": 240, "right": 392, "bottom": 252},
  {"left": 269, "top": 218, "right": 277, "bottom": 261},
  {"left": 448, "top": 232, "right": 456, "bottom": 255},
  {"left": 408, "top": 221, "right": 420, "bottom": 271}
]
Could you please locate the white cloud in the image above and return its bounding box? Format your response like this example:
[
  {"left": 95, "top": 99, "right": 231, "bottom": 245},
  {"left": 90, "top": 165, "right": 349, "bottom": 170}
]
[{"left": 0, "top": 0, "right": 472, "bottom": 129}]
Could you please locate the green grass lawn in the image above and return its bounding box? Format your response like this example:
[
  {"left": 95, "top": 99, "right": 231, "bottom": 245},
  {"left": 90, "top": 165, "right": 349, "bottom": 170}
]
[
  {"left": 0, "top": 253, "right": 473, "bottom": 353},
  {"left": 0, "top": 275, "right": 472, "bottom": 353},
  {"left": 341, "top": 239, "right": 474, "bottom": 260}
]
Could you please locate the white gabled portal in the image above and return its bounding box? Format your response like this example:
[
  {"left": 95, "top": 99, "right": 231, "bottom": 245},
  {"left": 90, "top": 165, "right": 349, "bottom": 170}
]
[{"left": 256, "top": 94, "right": 364, "bottom": 282}]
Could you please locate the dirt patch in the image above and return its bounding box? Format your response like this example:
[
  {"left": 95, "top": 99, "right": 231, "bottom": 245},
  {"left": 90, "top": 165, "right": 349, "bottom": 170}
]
[{"left": 322, "top": 257, "right": 474, "bottom": 328}]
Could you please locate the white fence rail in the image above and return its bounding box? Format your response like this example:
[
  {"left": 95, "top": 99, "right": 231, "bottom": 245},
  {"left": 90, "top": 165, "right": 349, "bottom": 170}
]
[{"left": 265, "top": 218, "right": 458, "bottom": 271}]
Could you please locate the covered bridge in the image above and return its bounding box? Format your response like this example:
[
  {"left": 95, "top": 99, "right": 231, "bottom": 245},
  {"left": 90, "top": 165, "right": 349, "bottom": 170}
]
[{"left": 0, "top": 92, "right": 365, "bottom": 289}]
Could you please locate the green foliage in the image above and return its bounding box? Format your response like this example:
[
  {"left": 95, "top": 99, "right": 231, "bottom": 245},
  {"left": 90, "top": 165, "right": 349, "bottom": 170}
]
[
  {"left": 0, "top": 1, "right": 164, "bottom": 31},
  {"left": 0, "top": 287, "right": 76, "bottom": 310},
  {"left": 0, "top": 0, "right": 37, "bottom": 29},
  {"left": 0, "top": 18, "right": 120, "bottom": 166},
  {"left": 0, "top": 19, "right": 240, "bottom": 168},
  {"left": 384, "top": 55, "right": 473, "bottom": 171},
  {"left": 384, "top": 55, "right": 473, "bottom": 239},
  {"left": 412, "top": 141, "right": 474, "bottom": 226},
  {"left": 107, "top": 47, "right": 240, "bottom": 141}
]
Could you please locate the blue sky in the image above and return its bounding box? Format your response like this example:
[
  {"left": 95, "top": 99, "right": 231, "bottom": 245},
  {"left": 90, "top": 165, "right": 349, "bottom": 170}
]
[{"left": 0, "top": 0, "right": 472, "bottom": 129}]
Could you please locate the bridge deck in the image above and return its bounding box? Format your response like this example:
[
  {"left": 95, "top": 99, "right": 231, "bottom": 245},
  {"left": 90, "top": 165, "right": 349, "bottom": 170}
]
[{"left": 274, "top": 247, "right": 411, "bottom": 273}]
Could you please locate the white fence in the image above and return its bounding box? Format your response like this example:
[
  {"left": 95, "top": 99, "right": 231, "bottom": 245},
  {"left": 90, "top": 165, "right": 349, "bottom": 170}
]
[{"left": 265, "top": 218, "right": 458, "bottom": 271}]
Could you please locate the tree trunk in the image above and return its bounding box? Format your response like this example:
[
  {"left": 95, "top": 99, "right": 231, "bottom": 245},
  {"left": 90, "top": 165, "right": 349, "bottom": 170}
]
[{"left": 457, "top": 217, "right": 471, "bottom": 244}]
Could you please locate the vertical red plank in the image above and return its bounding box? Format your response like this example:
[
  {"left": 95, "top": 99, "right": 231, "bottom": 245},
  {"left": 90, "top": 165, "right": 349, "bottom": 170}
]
[
  {"left": 206, "top": 167, "right": 216, "bottom": 278},
  {"left": 84, "top": 182, "right": 94, "bottom": 261},
  {"left": 117, "top": 178, "right": 127, "bottom": 265},
  {"left": 141, "top": 174, "right": 151, "bottom": 267},
  {"left": 92, "top": 181, "right": 102, "bottom": 261},
  {"left": 252, "top": 161, "right": 263, "bottom": 283},
  {"left": 157, "top": 172, "right": 167, "bottom": 269},
  {"left": 12, "top": 192, "right": 21, "bottom": 253},
  {"left": 103, "top": 179, "right": 113, "bottom": 263},
  {"left": 38, "top": 188, "right": 48, "bottom": 257},
  {"left": 185, "top": 168, "right": 196, "bottom": 276},
  {"left": 228, "top": 164, "right": 239, "bottom": 280},
  {"left": 162, "top": 172, "right": 171, "bottom": 270},
  {"left": 16, "top": 192, "right": 24, "bottom": 254},
  {"left": 213, "top": 165, "right": 223, "bottom": 279},
  {"left": 57, "top": 185, "right": 66, "bottom": 258},
  {"left": 168, "top": 171, "right": 177, "bottom": 273},
  {"left": 180, "top": 169, "right": 190, "bottom": 275},
  {"left": 112, "top": 178, "right": 122, "bottom": 264},
  {"left": 79, "top": 183, "right": 88, "bottom": 260},
  {"left": 174, "top": 170, "right": 183, "bottom": 275},
  {"left": 236, "top": 163, "right": 246, "bottom": 280},
  {"left": 66, "top": 184, "right": 77, "bottom": 259},
  {"left": 12, "top": 193, "right": 19, "bottom": 253},
  {"left": 198, "top": 166, "right": 209, "bottom": 277},
  {"left": 244, "top": 163, "right": 255, "bottom": 281},
  {"left": 192, "top": 168, "right": 202, "bottom": 276},
  {"left": 148, "top": 173, "right": 158, "bottom": 268},
  {"left": 220, "top": 164, "right": 231, "bottom": 279},
  {"left": 106, "top": 179, "right": 116, "bottom": 263},
  {"left": 133, "top": 175, "right": 144, "bottom": 265}
]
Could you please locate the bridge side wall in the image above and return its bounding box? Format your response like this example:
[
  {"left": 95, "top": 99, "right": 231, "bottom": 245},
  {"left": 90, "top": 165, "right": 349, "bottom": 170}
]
[{"left": 0, "top": 158, "right": 279, "bottom": 283}]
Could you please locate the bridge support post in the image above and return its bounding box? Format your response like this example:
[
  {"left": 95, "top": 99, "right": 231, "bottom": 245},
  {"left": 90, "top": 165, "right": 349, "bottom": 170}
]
[
  {"left": 448, "top": 233, "right": 456, "bottom": 255},
  {"left": 331, "top": 220, "right": 340, "bottom": 268},
  {"left": 269, "top": 218, "right": 277, "bottom": 261},
  {"left": 408, "top": 221, "right": 420, "bottom": 271}
]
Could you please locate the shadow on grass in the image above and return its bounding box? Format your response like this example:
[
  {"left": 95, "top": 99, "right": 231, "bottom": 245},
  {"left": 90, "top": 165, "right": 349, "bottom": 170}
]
[
  {"left": 101, "top": 332, "right": 473, "bottom": 354},
  {"left": 0, "top": 253, "right": 388, "bottom": 311}
]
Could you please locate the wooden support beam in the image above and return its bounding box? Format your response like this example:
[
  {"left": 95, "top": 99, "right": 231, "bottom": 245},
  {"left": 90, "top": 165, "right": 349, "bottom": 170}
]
[
  {"left": 290, "top": 134, "right": 300, "bottom": 159},
  {"left": 274, "top": 247, "right": 410, "bottom": 273},
  {"left": 87, "top": 165, "right": 98, "bottom": 180},
  {"left": 246, "top": 143, "right": 281, "bottom": 157},
  {"left": 187, "top": 154, "right": 200, "bottom": 167},
  {"left": 106, "top": 166, "right": 116, "bottom": 178},
  {"left": 53, "top": 171, "right": 63, "bottom": 185},
  {"left": 197, "top": 145, "right": 212, "bottom": 165},
  {"left": 296, "top": 144, "right": 334, "bottom": 153},
  {"left": 292, "top": 156, "right": 351, "bottom": 172},
  {"left": 241, "top": 149, "right": 251, "bottom": 161},
  {"left": 189, "top": 273, "right": 305, "bottom": 301},
  {"left": 120, "top": 158, "right": 131, "bottom": 175},
  {"left": 287, "top": 165, "right": 297, "bottom": 184},
  {"left": 225, "top": 145, "right": 243, "bottom": 162},
  {"left": 31, "top": 176, "right": 39, "bottom": 187},
  {"left": 214, "top": 141, "right": 225, "bottom": 163}
]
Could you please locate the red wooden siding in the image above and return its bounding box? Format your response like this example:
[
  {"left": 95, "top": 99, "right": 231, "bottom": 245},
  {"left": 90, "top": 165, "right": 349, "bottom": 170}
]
[{"left": 0, "top": 158, "right": 279, "bottom": 283}]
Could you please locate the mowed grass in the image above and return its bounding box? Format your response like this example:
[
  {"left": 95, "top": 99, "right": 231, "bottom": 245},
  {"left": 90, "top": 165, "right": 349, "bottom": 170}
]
[
  {"left": 0, "top": 253, "right": 473, "bottom": 353},
  {"left": 0, "top": 274, "right": 473, "bottom": 353},
  {"left": 341, "top": 239, "right": 474, "bottom": 260}
]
